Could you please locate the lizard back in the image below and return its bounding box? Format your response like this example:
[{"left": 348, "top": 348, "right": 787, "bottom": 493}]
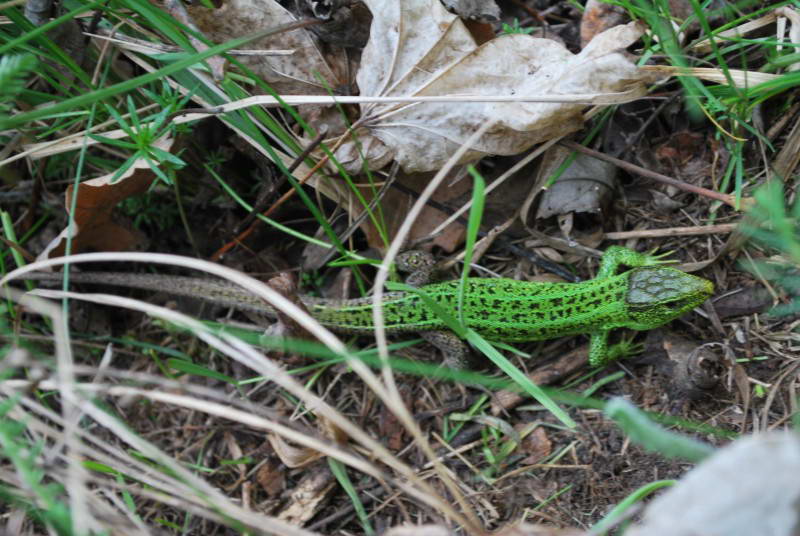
[{"left": 305, "top": 275, "right": 630, "bottom": 341}]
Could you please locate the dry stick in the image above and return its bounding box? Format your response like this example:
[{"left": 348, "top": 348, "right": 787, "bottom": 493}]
[
  {"left": 604, "top": 223, "right": 738, "bottom": 240},
  {"left": 559, "top": 140, "right": 739, "bottom": 208},
  {"left": 209, "top": 130, "right": 331, "bottom": 262},
  {"left": 0, "top": 236, "right": 36, "bottom": 262}
]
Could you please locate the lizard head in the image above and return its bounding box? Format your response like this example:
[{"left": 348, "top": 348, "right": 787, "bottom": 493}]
[{"left": 625, "top": 266, "right": 714, "bottom": 329}]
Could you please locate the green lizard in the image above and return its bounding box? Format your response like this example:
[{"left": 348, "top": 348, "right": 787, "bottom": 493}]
[{"left": 14, "top": 246, "right": 713, "bottom": 368}]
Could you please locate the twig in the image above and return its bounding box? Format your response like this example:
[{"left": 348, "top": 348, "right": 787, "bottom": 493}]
[
  {"left": 559, "top": 140, "right": 740, "bottom": 208},
  {"left": 604, "top": 223, "right": 738, "bottom": 240}
]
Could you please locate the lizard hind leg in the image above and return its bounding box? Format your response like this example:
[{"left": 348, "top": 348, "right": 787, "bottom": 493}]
[
  {"left": 395, "top": 250, "right": 437, "bottom": 288},
  {"left": 420, "top": 330, "right": 472, "bottom": 370}
]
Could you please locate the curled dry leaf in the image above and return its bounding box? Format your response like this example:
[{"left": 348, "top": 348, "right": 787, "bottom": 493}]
[
  {"left": 519, "top": 425, "right": 552, "bottom": 465},
  {"left": 267, "top": 433, "right": 325, "bottom": 468},
  {"left": 37, "top": 138, "right": 176, "bottom": 262},
  {"left": 335, "top": 0, "right": 647, "bottom": 173},
  {"left": 654, "top": 332, "right": 723, "bottom": 399},
  {"left": 266, "top": 408, "right": 346, "bottom": 469},
  {"left": 276, "top": 465, "right": 335, "bottom": 525},
  {"left": 535, "top": 152, "right": 618, "bottom": 219}
]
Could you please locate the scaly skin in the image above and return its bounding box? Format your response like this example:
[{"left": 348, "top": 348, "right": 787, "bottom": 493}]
[
  {"left": 16, "top": 247, "right": 714, "bottom": 367},
  {"left": 307, "top": 247, "right": 713, "bottom": 365}
]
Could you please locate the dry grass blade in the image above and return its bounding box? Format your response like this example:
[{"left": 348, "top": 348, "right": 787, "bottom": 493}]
[{"left": 2, "top": 251, "right": 476, "bottom": 529}]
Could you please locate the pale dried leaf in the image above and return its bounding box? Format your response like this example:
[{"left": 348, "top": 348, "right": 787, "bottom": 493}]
[
  {"left": 277, "top": 466, "right": 335, "bottom": 525},
  {"left": 338, "top": 0, "right": 646, "bottom": 172},
  {"left": 536, "top": 153, "right": 617, "bottom": 219},
  {"left": 267, "top": 433, "right": 324, "bottom": 468}
]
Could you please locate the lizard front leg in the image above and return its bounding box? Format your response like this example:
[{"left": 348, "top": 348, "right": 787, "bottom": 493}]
[
  {"left": 596, "top": 246, "right": 671, "bottom": 279},
  {"left": 589, "top": 329, "right": 645, "bottom": 367}
]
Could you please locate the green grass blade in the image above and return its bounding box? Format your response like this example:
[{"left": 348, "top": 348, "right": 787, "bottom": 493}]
[
  {"left": 605, "top": 397, "right": 715, "bottom": 462},
  {"left": 0, "top": 20, "right": 316, "bottom": 130},
  {"left": 458, "top": 167, "right": 486, "bottom": 325},
  {"left": 328, "top": 458, "right": 375, "bottom": 535}
]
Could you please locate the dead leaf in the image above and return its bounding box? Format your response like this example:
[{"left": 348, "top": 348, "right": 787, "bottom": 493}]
[
  {"left": 277, "top": 464, "right": 335, "bottom": 525},
  {"left": 649, "top": 190, "right": 685, "bottom": 212},
  {"left": 380, "top": 403, "right": 407, "bottom": 452},
  {"left": 222, "top": 430, "right": 248, "bottom": 491},
  {"left": 518, "top": 426, "right": 552, "bottom": 465},
  {"left": 535, "top": 152, "right": 617, "bottom": 219},
  {"left": 165, "top": 0, "right": 228, "bottom": 81},
  {"left": 580, "top": 0, "right": 628, "bottom": 47},
  {"left": 336, "top": 0, "right": 647, "bottom": 173},
  {"left": 255, "top": 458, "right": 286, "bottom": 497},
  {"left": 378, "top": 383, "right": 412, "bottom": 451},
  {"left": 358, "top": 170, "right": 471, "bottom": 252},
  {"left": 529, "top": 248, "right": 565, "bottom": 265},
  {"left": 319, "top": 415, "right": 348, "bottom": 446},
  {"left": 37, "top": 138, "right": 175, "bottom": 261},
  {"left": 267, "top": 433, "right": 325, "bottom": 468}
]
